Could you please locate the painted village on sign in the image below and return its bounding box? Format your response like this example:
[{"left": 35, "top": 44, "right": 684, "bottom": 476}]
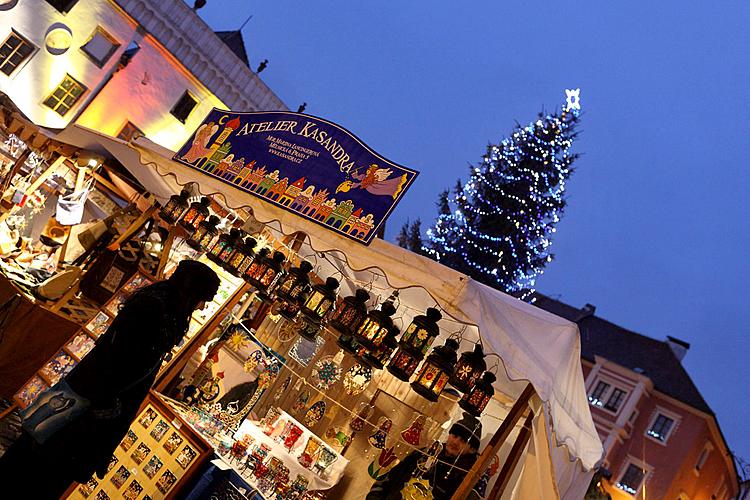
[{"left": 173, "top": 110, "right": 419, "bottom": 245}]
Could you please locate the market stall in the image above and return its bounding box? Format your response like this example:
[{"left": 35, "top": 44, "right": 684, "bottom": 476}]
[{"left": 15, "top": 117, "right": 602, "bottom": 499}]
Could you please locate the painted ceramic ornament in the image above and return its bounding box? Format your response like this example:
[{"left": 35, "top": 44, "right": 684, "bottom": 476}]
[
  {"left": 274, "top": 376, "right": 293, "bottom": 401},
  {"left": 243, "top": 350, "right": 264, "bottom": 372},
  {"left": 401, "top": 415, "right": 425, "bottom": 446},
  {"left": 368, "top": 446, "right": 398, "bottom": 480},
  {"left": 227, "top": 331, "right": 250, "bottom": 351},
  {"left": 350, "top": 402, "right": 374, "bottom": 432},
  {"left": 312, "top": 356, "right": 342, "bottom": 390},
  {"left": 291, "top": 391, "right": 310, "bottom": 414},
  {"left": 288, "top": 336, "right": 325, "bottom": 366},
  {"left": 342, "top": 363, "right": 372, "bottom": 396},
  {"left": 303, "top": 400, "right": 327, "bottom": 427},
  {"left": 368, "top": 417, "right": 393, "bottom": 449}
]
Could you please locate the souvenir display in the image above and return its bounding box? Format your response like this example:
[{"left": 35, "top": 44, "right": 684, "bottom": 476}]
[
  {"left": 96, "top": 490, "right": 110, "bottom": 500},
  {"left": 156, "top": 469, "right": 177, "bottom": 494},
  {"left": 187, "top": 214, "right": 220, "bottom": 250},
  {"left": 303, "top": 400, "right": 327, "bottom": 427},
  {"left": 138, "top": 408, "right": 158, "bottom": 428},
  {"left": 65, "top": 333, "right": 96, "bottom": 360},
  {"left": 143, "top": 455, "right": 163, "bottom": 478},
  {"left": 311, "top": 355, "right": 342, "bottom": 390},
  {"left": 243, "top": 349, "right": 265, "bottom": 372},
  {"left": 245, "top": 249, "right": 286, "bottom": 300},
  {"left": 123, "top": 479, "right": 143, "bottom": 500},
  {"left": 119, "top": 430, "right": 138, "bottom": 451},
  {"left": 298, "top": 437, "right": 322, "bottom": 468},
  {"left": 350, "top": 402, "right": 374, "bottom": 432},
  {"left": 150, "top": 419, "right": 170, "bottom": 441},
  {"left": 328, "top": 288, "right": 370, "bottom": 338},
  {"left": 78, "top": 478, "right": 98, "bottom": 497},
  {"left": 275, "top": 260, "right": 314, "bottom": 317},
  {"left": 387, "top": 346, "right": 422, "bottom": 381},
  {"left": 401, "top": 415, "right": 425, "bottom": 446},
  {"left": 176, "top": 445, "right": 197, "bottom": 469},
  {"left": 279, "top": 420, "right": 304, "bottom": 451},
  {"left": 226, "top": 236, "right": 258, "bottom": 275},
  {"left": 15, "top": 376, "right": 47, "bottom": 407},
  {"left": 84, "top": 311, "right": 111, "bottom": 338},
  {"left": 38, "top": 350, "right": 75, "bottom": 385},
  {"left": 361, "top": 326, "right": 399, "bottom": 369},
  {"left": 368, "top": 447, "right": 398, "bottom": 480},
  {"left": 130, "top": 442, "right": 151, "bottom": 464},
  {"left": 288, "top": 335, "right": 325, "bottom": 366},
  {"left": 291, "top": 391, "right": 310, "bottom": 414},
  {"left": 368, "top": 417, "right": 393, "bottom": 449},
  {"left": 400, "top": 308, "right": 442, "bottom": 356},
  {"left": 163, "top": 432, "right": 184, "bottom": 454},
  {"left": 110, "top": 465, "right": 131, "bottom": 489}
]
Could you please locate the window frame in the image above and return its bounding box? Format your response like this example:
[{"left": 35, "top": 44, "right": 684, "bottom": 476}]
[
  {"left": 614, "top": 458, "right": 652, "bottom": 497},
  {"left": 42, "top": 74, "right": 87, "bottom": 117},
  {"left": 80, "top": 26, "right": 120, "bottom": 68},
  {"left": 44, "top": 0, "right": 79, "bottom": 14},
  {"left": 694, "top": 441, "right": 714, "bottom": 475},
  {"left": 587, "top": 376, "right": 629, "bottom": 415},
  {"left": 644, "top": 407, "right": 681, "bottom": 445},
  {"left": 170, "top": 90, "right": 198, "bottom": 124},
  {"left": 0, "top": 30, "right": 36, "bottom": 77}
]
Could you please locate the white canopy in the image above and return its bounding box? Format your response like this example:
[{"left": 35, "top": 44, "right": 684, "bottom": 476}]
[{"left": 57, "top": 125, "right": 603, "bottom": 498}]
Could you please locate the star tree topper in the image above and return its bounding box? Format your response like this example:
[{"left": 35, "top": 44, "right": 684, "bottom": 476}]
[{"left": 565, "top": 88, "right": 581, "bottom": 111}]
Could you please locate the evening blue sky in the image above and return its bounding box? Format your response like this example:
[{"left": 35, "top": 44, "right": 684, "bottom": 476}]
[{"left": 196, "top": 1, "right": 750, "bottom": 461}]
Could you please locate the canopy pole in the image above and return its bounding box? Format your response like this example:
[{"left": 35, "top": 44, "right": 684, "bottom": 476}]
[
  {"left": 489, "top": 411, "right": 535, "bottom": 499},
  {"left": 451, "top": 382, "right": 535, "bottom": 500}
]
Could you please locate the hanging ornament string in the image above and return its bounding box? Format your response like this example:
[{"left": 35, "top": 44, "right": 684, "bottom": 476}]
[{"left": 230, "top": 315, "right": 484, "bottom": 473}]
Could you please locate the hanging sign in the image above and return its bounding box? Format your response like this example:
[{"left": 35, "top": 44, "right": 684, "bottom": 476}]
[{"left": 173, "top": 109, "right": 419, "bottom": 245}]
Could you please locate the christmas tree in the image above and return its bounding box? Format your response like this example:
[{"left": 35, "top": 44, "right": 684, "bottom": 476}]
[
  {"left": 396, "top": 218, "right": 424, "bottom": 255},
  {"left": 423, "top": 93, "right": 581, "bottom": 297}
]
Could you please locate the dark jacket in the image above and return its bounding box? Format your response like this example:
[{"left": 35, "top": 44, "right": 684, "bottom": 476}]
[
  {"left": 39, "top": 282, "right": 184, "bottom": 481},
  {"left": 367, "top": 448, "right": 478, "bottom": 500}
]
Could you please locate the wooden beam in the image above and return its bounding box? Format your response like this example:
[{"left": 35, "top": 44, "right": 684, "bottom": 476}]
[
  {"left": 155, "top": 225, "right": 178, "bottom": 279},
  {"left": 89, "top": 171, "right": 129, "bottom": 200},
  {"left": 489, "top": 411, "right": 535, "bottom": 499},
  {"left": 0, "top": 155, "right": 67, "bottom": 224},
  {"left": 451, "top": 383, "right": 535, "bottom": 500}
]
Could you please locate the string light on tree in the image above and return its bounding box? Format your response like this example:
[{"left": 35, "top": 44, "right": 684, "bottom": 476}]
[{"left": 423, "top": 90, "right": 582, "bottom": 299}]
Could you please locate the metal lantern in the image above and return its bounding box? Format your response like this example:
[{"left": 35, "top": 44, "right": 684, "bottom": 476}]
[
  {"left": 276, "top": 261, "right": 314, "bottom": 303},
  {"left": 459, "top": 371, "right": 496, "bottom": 417},
  {"left": 400, "top": 308, "right": 442, "bottom": 356},
  {"left": 300, "top": 277, "right": 340, "bottom": 323},
  {"left": 187, "top": 215, "right": 220, "bottom": 250},
  {"left": 159, "top": 187, "right": 190, "bottom": 224},
  {"left": 178, "top": 196, "right": 210, "bottom": 233},
  {"left": 336, "top": 331, "right": 362, "bottom": 355},
  {"left": 411, "top": 338, "right": 459, "bottom": 402},
  {"left": 361, "top": 325, "right": 399, "bottom": 369},
  {"left": 226, "top": 237, "right": 258, "bottom": 276},
  {"left": 327, "top": 288, "right": 370, "bottom": 338},
  {"left": 387, "top": 346, "right": 422, "bottom": 381},
  {"left": 207, "top": 228, "right": 239, "bottom": 265},
  {"left": 217, "top": 230, "right": 246, "bottom": 269},
  {"left": 245, "top": 250, "right": 286, "bottom": 301},
  {"left": 278, "top": 288, "right": 309, "bottom": 320},
  {"left": 449, "top": 343, "right": 487, "bottom": 394},
  {"left": 354, "top": 293, "right": 397, "bottom": 349},
  {"left": 297, "top": 314, "right": 323, "bottom": 341}
]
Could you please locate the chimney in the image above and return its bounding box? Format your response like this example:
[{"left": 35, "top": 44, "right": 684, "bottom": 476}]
[
  {"left": 575, "top": 303, "right": 596, "bottom": 322},
  {"left": 666, "top": 335, "right": 690, "bottom": 362}
]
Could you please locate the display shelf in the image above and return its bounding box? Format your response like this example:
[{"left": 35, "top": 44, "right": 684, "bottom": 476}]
[{"left": 65, "top": 392, "right": 212, "bottom": 500}]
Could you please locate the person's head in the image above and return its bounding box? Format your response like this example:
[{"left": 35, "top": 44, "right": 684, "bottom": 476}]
[
  {"left": 168, "top": 259, "right": 220, "bottom": 312},
  {"left": 446, "top": 413, "right": 482, "bottom": 457}
]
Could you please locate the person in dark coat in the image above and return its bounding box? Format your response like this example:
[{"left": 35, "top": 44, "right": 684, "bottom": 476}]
[
  {"left": 366, "top": 413, "right": 483, "bottom": 500},
  {"left": 0, "top": 259, "right": 220, "bottom": 498}
]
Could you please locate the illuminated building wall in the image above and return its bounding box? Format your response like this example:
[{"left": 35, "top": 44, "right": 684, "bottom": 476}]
[{"left": 0, "top": 0, "right": 285, "bottom": 150}]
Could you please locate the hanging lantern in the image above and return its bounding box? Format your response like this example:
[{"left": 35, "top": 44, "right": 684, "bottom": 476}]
[
  {"left": 411, "top": 338, "right": 459, "bottom": 402},
  {"left": 300, "top": 277, "right": 339, "bottom": 323},
  {"left": 226, "top": 237, "right": 258, "bottom": 276},
  {"left": 207, "top": 228, "right": 241, "bottom": 265},
  {"left": 449, "top": 343, "right": 487, "bottom": 394},
  {"left": 178, "top": 196, "right": 211, "bottom": 233},
  {"left": 458, "top": 372, "right": 496, "bottom": 417},
  {"left": 159, "top": 187, "right": 191, "bottom": 224},
  {"left": 245, "top": 250, "right": 286, "bottom": 301},
  {"left": 217, "top": 230, "right": 247, "bottom": 269},
  {"left": 189, "top": 215, "right": 221, "bottom": 251},
  {"left": 297, "top": 314, "right": 323, "bottom": 341},
  {"left": 354, "top": 292, "right": 397, "bottom": 349},
  {"left": 386, "top": 346, "right": 422, "bottom": 381},
  {"left": 278, "top": 288, "right": 309, "bottom": 320},
  {"left": 275, "top": 260, "right": 314, "bottom": 313},
  {"left": 400, "top": 308, "right": 442, "bottom": 356},
  {"left": 361, "top": 325, "right": 399, "bottom": 369},
  {"left": 336, "top": 330, "right": 362, "bottom": 355},
  {"left": 327, "top": 288, "right": 370, "bottom": 338}
]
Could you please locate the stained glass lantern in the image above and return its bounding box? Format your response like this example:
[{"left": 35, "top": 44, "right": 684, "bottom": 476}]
[
  {"left": 244, "top": 247, "right": 270, "bottom": 283},
  {"left": 245, "top": 250, "right": 286, "bottom": 302},
  {"left": 411, "top": 338, "right": 459, "bottom": 402},
  {"left": 386, "top": 346, "right": 422, "bottom": 381},
  {"left": 276, "top": 260, "right": 314, "bottom": 306},
  {"left": 297, "top": 314, "right": 323, "bottom": 341},
  {"left": 159, "top": 187, "right": 190, "bottom": 224},
  {"left": 336, "top": 329, "right": 362, "bottom": 355},
  {"left": 449, "top": 343, "right": 487, "bottom": 394},
  {"left": 327, "top": 288, "right": 370, "bottom": 337},
  {"left": 218, "top": 230, "right": 246, "bottom": 269},
  {"left": 178, "top": 196, "right": 211, "bottom": 233},
  {"left": 278, "top": 288, "right": 309, "bottom": 320},
  {"left": 226, "top": 237, "right": 258, "bottom": 276},
  {"left": 187, "top": 215, "right": 220, "bottom": 250},
  {"left": 207, "top": 228, "right": 241, "bottom": 265},
  {"left": 459, "top": 371, "right": 496, "bottom": 417},
  {"left": 354, "top": 294, "right": 397, "bottom": 350},
  {"left": 362, "top": 326, "right": 399, "bottom": 369},
  {"left": 300, "top": 277, "right": 339, "bottom": 323},
  {"left": 400, "top": 308, "right": 442, "bottom": 356}
]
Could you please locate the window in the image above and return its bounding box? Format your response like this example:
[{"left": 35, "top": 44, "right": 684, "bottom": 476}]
[
  {"left": 171, "top": 91, "right": 198, "bottom": 123},
  {"left": 588, "top": 381, "right": 610, "bottom": 406},
  {"left": 604, "top": 388, "right": 626, "bottom": 412},
  {"left": 44, "top": 0, "right": 78, "bottom": 13},
  {"left": 43, "top": 74, "right": 86, "bottom": 116},
  {"left": 81, "top": 27, "right": 120, "bottom": 67},
  {"left": 695, "top": 442, "right": 713, "bottom": 473},
  {"left": 615, "top": 463, "right": 646, "bottom": 495},
  {"left": 0, "top": 30, "right": 34, "bottom": 76},
  {"left": 117, "top": 121, "right": 144, "bottom": 142},
  {"left": 647, "top": 413, "right": 675, "bottom": 442}
]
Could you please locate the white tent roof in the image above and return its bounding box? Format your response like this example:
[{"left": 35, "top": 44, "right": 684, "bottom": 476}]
[{"left": 57, "top": 125, "right": 603, "bottom": 496}]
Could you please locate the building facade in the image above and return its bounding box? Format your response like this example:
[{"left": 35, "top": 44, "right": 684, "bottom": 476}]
[
  {"left": 534, "top": 295, "right": 738, "bottom": 500},
  {"left": 0, "top": 0, "right": 285, "bottom": 150}
]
